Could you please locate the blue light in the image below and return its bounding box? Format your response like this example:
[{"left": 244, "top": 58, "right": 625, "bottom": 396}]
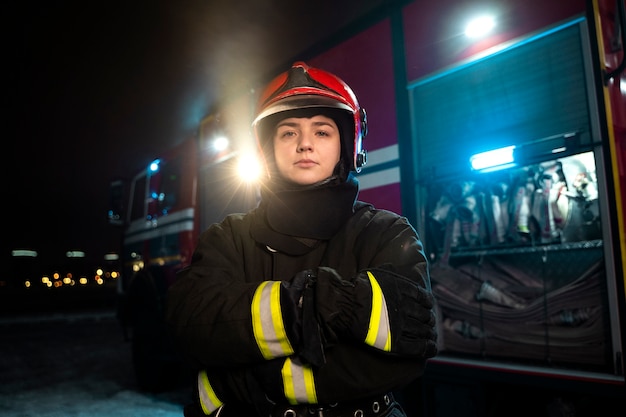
[
  {"left": 470, "top": 145, "right": 516, "bottom": 172},
  {"left": 149, "top": 159, "right": 161, "bottom": 173}
]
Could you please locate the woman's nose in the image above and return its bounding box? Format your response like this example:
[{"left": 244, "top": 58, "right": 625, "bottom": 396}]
[{"left": 297, "top": 134, "right": 313, "bottom": 152}]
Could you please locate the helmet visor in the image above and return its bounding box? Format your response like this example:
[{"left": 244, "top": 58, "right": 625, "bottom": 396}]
[{"left": 253, "top": 95, "right": 353, "bottom": 127}]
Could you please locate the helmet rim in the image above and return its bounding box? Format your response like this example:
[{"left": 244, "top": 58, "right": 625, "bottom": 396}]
[{"left": 252, "top": 95, "right": 353, "bottom": 127}]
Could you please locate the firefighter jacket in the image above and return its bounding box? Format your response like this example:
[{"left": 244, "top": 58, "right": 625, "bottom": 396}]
[{"left": 165, "top": 173, "right": 437, "bottom": 415}]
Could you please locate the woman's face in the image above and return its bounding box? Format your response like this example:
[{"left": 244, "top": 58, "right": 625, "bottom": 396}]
[{"left": 272, "top": 114, "right": 341, "bottom": 185}]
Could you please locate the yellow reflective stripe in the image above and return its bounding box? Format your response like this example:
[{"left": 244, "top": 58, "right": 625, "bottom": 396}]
[
  {"left": 282, "top": 357, "right": 317, "bottom": 405},
  {"left": 365, "top": 271, "right": 391, "bottom": 351},
  {"left": 251, "top": 281, "right": 295, "bottom": 359},
  {"left": 198, "top": 370, "right": 223, "bottom": 415}
]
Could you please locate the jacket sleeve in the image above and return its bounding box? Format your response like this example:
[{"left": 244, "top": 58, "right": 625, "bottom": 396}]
[
  {"left": 252, "top": 211, "right": 438, "bottom": 405},
  {"left": 193, "top": 367, "right": 275, "bottom": 416},
  {"left": 318, "top": 208, "right": 437, "bottom": 357},
  {"left": 314, "top": 210, "right": 436, "bottom": 400},
  {"left": 249, "top": 343, "right": 426, "bottom": 405},
  {"left": 165, "top": 214, "right": 302, "bottom": 368}
]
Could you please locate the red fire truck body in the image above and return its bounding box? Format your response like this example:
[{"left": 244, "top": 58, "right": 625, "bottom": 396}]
[{"left": 110, "top": 0, "right": 625, "bottom": 411}]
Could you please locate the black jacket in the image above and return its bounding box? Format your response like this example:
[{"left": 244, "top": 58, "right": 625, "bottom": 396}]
[{"left": 166, "top": 176, "right": 436, "bottom": 413}]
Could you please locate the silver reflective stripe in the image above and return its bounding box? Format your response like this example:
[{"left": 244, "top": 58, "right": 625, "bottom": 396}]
[
  {"left": 365, "top": 271, "right": 391, "bottom": 351},
  {"left": 198, "top": 370, "right": 223, "bottom": 415},
  {"left": 282, "top": 357, "right": 317, "bottom": 404},
  {"left": 251, "top": 281, "right": 295, "bottom": 359}
]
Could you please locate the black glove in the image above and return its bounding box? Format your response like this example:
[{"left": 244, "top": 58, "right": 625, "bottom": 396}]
[
  {"left": 313, "top": 267, "right": 371, "bottom": 343},
  {"left": 314, "top": 266, "right": 437, "bottom": 358},
  {"left": 281, "top": 270, "right": 326, "bottom": 367},
  {"left": 379, "top": 269, "right": 437, "bottom": 358}
]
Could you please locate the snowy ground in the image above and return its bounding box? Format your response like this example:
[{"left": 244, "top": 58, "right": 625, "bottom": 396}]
[{"left": 0, "top": 309, "right": 191, "bottom": 417}]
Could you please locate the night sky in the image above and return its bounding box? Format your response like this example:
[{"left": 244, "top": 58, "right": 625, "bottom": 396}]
[{"left": 7, "top": 0, "right": 389, "bottom": 267}]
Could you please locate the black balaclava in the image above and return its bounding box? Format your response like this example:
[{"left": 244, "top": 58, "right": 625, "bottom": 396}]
[{"left": 250, "top": 108, "right": 360, "bottom": 254}]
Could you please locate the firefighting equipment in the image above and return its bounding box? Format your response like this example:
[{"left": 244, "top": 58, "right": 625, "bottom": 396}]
[
  {"left": 429, "top": 153, "right": 603, "bottom": 254},
  {"left": 312, "top": 266, "right": 437, "bottom": 357},
  {"left": 559, "top": 152, "right": 601, "bottom": 242},
  {"left": 509, "top": 173, "right": 535, "bottom": 240},
  {"left": 475, "top": 280, "right": 526, "bottom": 309},
  {"left": 532, "top": 162, "right": 565, "bottom": 243},
  {"left": 490, "top": 182, "right": 509, "bottom": 243},
  {"left": 252, "top": 61, "right": 368, "bottom": 178}
]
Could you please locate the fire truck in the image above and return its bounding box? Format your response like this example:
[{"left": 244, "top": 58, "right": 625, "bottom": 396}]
[{"left": 109, "top": 0, "right": 625, "bottom": 412}]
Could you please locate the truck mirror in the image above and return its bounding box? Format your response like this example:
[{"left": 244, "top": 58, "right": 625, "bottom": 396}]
[{"left": 108, "top": 179, "right": 126, "bottom": 226}]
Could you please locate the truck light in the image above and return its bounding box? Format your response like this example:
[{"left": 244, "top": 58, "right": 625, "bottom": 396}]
[
  {"left": 465, "top": 15, "right": 496, "bottom": 38},
  {"left": 149, "top": 159, "right": 161, "bottom": 173},
  {"left": 237, "top": 153, "right": 262, "bottom": 183},
  {"left": 213, "top": 136, "right": 229, "bottom": 152},
  {"left": 470, "top": 145, "right": 516, "bottom": 172}
]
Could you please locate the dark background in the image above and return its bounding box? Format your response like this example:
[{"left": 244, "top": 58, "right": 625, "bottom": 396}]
[
  {"left": 7, "top": 0, "right": 393, "bottom": 267},
  {"left": 0, "top": 310, "right": 191, "bottom": 416}
]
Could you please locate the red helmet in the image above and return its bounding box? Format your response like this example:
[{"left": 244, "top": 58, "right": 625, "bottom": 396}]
[{"left": 252, "top": 61, "right": 367, "bottom": 178}]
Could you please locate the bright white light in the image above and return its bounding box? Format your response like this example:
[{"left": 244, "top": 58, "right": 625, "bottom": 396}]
[
  {"left": 470, "top": 145, "right": 515, "bottom": 171},
  {"left": 465, "top": 15, "right": 496, "bottom": 38},
  {"left": 237, "top": 153, "right": 262, "bottom": 182},
  {"left": 149, "top": 159, "right": 161, "bottom": 173},
  {"left": 213, "top": 136, "right": 229, "bottom": 152}
]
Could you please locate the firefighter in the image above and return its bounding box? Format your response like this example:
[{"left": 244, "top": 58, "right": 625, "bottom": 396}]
[{"left": 165, "top": 61, "right": 437, "bottom": 417}]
